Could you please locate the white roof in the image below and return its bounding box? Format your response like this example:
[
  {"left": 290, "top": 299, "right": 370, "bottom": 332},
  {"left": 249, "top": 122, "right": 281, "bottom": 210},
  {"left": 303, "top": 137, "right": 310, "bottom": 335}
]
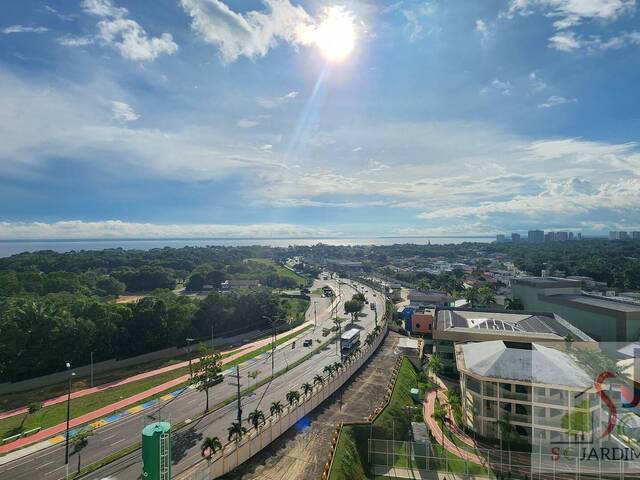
[
  {"left": 459, "top": 341, "right": 592, "bottom": 388},
  {"left": 341, "top": 328, "right": 360, "bottom": 340},
  {"left": 397, "top": 338, "right": 419, "bottom": 350}
]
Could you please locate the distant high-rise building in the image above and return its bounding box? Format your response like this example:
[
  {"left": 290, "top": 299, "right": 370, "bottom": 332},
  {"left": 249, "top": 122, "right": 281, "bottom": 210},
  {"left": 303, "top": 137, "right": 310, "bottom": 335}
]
[
  {"left": 545, "top": 232, "right": 554, "bottom": 242},
  {"left": 496, "top": 234, "right": 506, "bottom": 243},
  {"left": 511, "top": 233, "right": 521, "bottom": 243},
  {"left": 569, "top": 232, "right": 574, "bottom": 241},
  {"left": 609, "top": 231, "right": 620, "bottom": 240},
  {"left": 528, "top": 230, "right": 544, "bottom": 243},
  {"left": 556, "top": 231, "right": 569, "bottom": 242},
  {"left": 577, "top": 232, "right": 582, "bottom": 240},
  {"left": 632, "top": 231, "right": 640, "bottom": 240},
  {"left": 620, "top": 231, "right": 629, "bottom": 240}
]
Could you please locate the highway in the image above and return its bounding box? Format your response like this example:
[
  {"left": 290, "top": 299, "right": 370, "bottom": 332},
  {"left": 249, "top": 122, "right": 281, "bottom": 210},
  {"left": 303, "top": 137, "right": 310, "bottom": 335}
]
[{"left": 0, "top": 276, "right": 385, "bottom": 480}]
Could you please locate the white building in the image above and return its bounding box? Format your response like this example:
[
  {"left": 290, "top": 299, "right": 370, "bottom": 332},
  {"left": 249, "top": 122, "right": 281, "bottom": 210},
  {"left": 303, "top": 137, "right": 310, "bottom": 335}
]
[{"left": 455, "top": 341, "right": 601, "bottom": 444}]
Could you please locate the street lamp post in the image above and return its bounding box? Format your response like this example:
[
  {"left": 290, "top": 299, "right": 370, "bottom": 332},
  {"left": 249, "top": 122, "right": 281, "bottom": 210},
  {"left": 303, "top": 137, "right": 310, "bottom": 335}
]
[
  {"left": 64, "top": 362, "right": 75, "bottom": 480},
  {"left": 262, "top": 316, "right": 279, "bottom": 377},
  {"left": 186, "top": 338, "right": 195, "bottom": 379}
]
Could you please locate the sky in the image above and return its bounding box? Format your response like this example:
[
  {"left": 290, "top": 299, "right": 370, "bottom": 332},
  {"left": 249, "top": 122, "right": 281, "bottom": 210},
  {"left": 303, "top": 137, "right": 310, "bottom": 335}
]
[{"left": 1, "top": 0, "right": 640, "bottom": 239}]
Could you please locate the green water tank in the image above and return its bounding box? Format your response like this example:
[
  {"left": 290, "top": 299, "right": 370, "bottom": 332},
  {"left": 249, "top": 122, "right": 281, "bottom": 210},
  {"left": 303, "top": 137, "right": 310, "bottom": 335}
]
[{"left": 142, "top": 421, "right": 171, "bottom": 480}]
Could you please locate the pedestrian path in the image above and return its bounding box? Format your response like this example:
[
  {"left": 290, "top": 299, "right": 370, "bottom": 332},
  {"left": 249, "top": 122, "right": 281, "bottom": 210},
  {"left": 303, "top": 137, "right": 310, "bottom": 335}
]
[
  {"left": 0, "top": 321, "right": 312, "bottom": 421},
  {"left": 423, "top": 387, "right": 484, "bottom": 465},
  {"left": 0, "top": 321, "right": 314, "bottom": 457}
]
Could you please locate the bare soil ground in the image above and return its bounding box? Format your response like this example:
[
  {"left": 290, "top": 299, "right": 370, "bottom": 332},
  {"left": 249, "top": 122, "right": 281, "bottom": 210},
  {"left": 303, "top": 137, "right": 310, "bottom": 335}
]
[{"left": 224, "top": 331, "right": 401, "bottom": 480}]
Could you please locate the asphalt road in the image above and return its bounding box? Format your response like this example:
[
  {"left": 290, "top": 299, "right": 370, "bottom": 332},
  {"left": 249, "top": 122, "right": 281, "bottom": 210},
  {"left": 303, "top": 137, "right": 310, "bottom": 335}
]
[{"left": 0, "top": 277, "right": 385, "bottom": 480}]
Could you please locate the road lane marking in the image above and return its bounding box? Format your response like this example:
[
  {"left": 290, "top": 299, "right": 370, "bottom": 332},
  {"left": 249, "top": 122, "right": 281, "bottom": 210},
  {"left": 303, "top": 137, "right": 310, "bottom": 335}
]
[
  {"left": 44, "top": 465, "right": 64, "bottom": 476},
  {"left": 111, "top": 438, "right": 126, "bottom": 446},
  {"left": 35, "top": 460, "right": 54, "bottom": 470}
]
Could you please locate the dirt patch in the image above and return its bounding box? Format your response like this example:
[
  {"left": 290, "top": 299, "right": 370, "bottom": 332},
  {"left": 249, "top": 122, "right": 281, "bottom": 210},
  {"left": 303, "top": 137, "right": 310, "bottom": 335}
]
[{"left": 224, "top": 331, "right": 402, "bottom": 480}]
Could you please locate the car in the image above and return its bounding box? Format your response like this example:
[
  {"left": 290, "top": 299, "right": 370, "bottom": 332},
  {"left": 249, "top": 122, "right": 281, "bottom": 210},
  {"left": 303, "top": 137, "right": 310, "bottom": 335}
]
[{"left": 303, "top": 339, "right": 313, "bottom": 347}]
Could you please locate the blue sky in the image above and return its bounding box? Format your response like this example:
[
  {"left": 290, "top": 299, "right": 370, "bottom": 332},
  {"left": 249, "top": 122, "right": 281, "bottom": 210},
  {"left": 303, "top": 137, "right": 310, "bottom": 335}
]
[{"left": 1, "top": 0, "right": 640, "bottom": 239}]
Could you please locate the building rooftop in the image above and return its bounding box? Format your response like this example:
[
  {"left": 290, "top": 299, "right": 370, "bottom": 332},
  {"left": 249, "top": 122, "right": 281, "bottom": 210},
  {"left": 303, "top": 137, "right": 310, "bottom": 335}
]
[
  {"left": 511, "top": 277, "right": 581, "bottom": 288},
  {"left": 437, "top": 308, "right": 593, "bottom": 341},
  {"left": 457, "top": 341, "right": 593, "bottom": 388},
  {"left": 552, "top": 294, "right": 640, "bottom": 313}
]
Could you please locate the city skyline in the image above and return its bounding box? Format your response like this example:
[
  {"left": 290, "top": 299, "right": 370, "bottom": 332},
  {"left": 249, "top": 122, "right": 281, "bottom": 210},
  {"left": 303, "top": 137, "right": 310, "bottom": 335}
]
[{"left": 2, "top": 0, "right": 640, "bottom": 239}]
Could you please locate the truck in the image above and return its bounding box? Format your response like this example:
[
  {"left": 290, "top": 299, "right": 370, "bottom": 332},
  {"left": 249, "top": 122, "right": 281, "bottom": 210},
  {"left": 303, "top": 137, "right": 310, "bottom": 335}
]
[{"left": 340, "top": 328, "right": 360, "bottom": 350}]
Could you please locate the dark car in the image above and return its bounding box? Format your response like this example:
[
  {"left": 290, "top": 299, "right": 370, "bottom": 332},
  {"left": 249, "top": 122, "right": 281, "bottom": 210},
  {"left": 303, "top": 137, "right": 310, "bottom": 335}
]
[{"left": 303, "top": 339, "right": 313, "bottom": 347}]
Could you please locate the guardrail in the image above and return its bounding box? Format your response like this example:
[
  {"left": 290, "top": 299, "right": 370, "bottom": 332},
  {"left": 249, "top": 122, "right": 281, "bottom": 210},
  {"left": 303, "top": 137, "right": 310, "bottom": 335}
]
[
  {"left": 1, "top": 426, "right": 42, "bottom": 445},
  {"left": 176, "top": 322, "right": 389, "bottom": 480}
]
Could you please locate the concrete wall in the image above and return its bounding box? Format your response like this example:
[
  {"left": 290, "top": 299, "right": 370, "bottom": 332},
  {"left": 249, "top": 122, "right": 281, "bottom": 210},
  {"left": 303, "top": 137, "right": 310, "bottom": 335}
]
[{"left": 176, "top": 325, "right": 388, "bottom": 480}]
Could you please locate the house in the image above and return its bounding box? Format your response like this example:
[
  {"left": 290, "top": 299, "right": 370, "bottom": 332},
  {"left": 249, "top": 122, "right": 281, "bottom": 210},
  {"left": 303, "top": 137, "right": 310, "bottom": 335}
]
[{"left": 407, "top": 289, "right": 451, "bottom": 306}]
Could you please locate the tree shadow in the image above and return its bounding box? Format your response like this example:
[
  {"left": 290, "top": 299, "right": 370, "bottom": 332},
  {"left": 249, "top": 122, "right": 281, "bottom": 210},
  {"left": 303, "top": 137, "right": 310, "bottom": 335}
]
[{"left": 172, "top": 425, "right": 202, "bottom": 464}]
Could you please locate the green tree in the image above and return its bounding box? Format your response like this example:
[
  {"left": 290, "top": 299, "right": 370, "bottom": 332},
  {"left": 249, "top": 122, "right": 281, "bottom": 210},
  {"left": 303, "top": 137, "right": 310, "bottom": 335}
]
[
  {"left": 323, "top": 365, "right": 335, "bottom": 378},
  {"left": 313, "top": 374, "right": 325, "bottom": 386},
  {"left": 427, "top": 354, "right": 443, "bottom": 382},
  {"left": 191, "top": 346, "right": 223, "bottom": 413},
  {"left": 247, "top": 408, "right": 266, "bottom": 430},
  {"left": 270, "top": 401, "right": 284, "bottom": 417},
  {"left": 201, "top": 436, "right": 222, "bottom": 460},
  {"left": 464, "top": 288, "right": 479, "bottom": 307},
  {"left": 561, "top": 400, "right": 591, "bottom": 435},
  {"left": 344, "top": 299, "right": 364, "bottom": 323},
  {"left": 227, "top": 422, "right": 247, "bottom": 442},
  {"left": 286, "top": 389, "right": 300, "bottom": 405},
  {"left": 504, "top": 297, "right": 524, "bottom": 310},
  {"left": 302, "top": 382, "right": 313, "bottom": 396},
  {"left": 478, "top": 285, "right": 496, "bottom": 307},
  {"left": 20, "top": 401, "right": 43, "bottom": 430},
  {"left": 71, "top": 427, "right": 93, "bottom": 453}
]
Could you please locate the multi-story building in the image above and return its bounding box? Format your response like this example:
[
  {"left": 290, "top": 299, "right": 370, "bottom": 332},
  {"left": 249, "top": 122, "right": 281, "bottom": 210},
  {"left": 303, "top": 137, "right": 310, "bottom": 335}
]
[
  {"left": 528, "top": 230, "right": 544, "bottom": 243},
  {"left": 619, "top": 231, "right": 630, "bottom": 240},
  {"left": 456, "top": 340, "right": 601, "bottom": 444},
  {"left": 555, "top": 231, "right": 569, "bottom": 241},
  {"left": 511, "top": 233, "right": 521, "bottom": 243},
  {"left": 496, "top": 234, "right": 506, "bottom": 243},
  {"left": 512, "top": 277, "right": 640, "bottom": 342},
  {"left": 433, "top": 307, "right": 594, "bottom": 375},
  {"left": 633, "top": 231, "right": 640, "bottom": 240},
  {"left": 609, "top": 231, "right": 620, "bottom": 240}
]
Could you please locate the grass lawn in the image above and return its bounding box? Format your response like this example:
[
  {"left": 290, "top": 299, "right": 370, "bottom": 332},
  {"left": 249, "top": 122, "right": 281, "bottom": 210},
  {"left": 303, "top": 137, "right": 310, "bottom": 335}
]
[
  {"left": 329, "top": 425, "right": 369, "bottom": 480},
  {"left": 279, "top": 297, "right": 310, "bottom": 323},
  {"left": 243, "top": 258, "right": 308, "bottom": 286},
  {"left": 0, "top": 324, "right": 313, "bottom": 439}
]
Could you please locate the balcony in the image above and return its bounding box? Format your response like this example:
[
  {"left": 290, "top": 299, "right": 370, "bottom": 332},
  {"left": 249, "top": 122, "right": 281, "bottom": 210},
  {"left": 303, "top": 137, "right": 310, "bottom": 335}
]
[
  {"left": 533, "top": 394, "right": 569, "bottom": 407},
  {"left": 500, "top": 390, "right": 532, "bottom": 402}
]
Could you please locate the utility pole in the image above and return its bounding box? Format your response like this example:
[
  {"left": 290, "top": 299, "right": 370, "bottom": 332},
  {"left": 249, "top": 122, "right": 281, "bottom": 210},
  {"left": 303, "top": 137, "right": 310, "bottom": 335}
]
[
  {"left": 90, "top": 351, "right": 94, "bottom": 388},
  {"left": 64, "top": 362, "right": 75, "bottom": 480},
  {"left": 186, "top": 338, "right": 194, "bottom": 379},
  {"left": 262, "top": 316, "right": 278, "bottom": 377},
  {"left": 314, "top": 301, "right": 317, "bottom": 329},
  {"left": 235, "top": 366, "right": 242, "bottom": 425}
]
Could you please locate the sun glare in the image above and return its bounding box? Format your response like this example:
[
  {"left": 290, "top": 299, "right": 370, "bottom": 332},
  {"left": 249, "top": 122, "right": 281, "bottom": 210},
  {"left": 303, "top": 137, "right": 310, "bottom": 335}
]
[{"left": 314, "top": 7, "right": 356, "bottom": 63}]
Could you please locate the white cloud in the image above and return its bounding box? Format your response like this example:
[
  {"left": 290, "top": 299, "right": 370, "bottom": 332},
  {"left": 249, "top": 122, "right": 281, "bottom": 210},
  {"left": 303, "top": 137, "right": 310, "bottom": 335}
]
[
  {"left": 529, "top": 71, "right": 547, "bottom": 91},
  {"left": 402, "top": 2, "right": 435, "bottom": 41},
  {"left": 475, "top": 19, "right": 491, "bottom": 43},
  {"left": 2, "top": 25, "right": 48, "bottom": 34},
  {"left": 538, "top": 95, "right": 578, "bottom": 108},
  {"left": 549, "top": 30, "right": 583, "bottom": 51},
  {"left": 491, "top": 78, "right": 512, "bottom": 95},
  {"left": 80, "top": 0, "right": 178, "bottom": 61},
  {"left": 236, "top": 119, "right": 258, "bottom": 128},
  {"left": 44, "top": 5, "right": 76, "bottom": 21},
  {"left": 111, "top": 100, "right": 140, "bottom": 122},
  {"left": 180, "top": 0, "right": 317, "bottom": 62},
  {"left": 353, "top": 146, "right": 363, "bottom": 152},
  {"left": 256, "top": 91, "right": 299, "bottom": 109},
  {"left": 260, "top": 144, "right": 273, "bottom": 151},
  {"left": 58, "top": 36, "right": 94, "bottom": 47},
  {"left": 0, "top": 220, "right": 337, "bottom": 240}
]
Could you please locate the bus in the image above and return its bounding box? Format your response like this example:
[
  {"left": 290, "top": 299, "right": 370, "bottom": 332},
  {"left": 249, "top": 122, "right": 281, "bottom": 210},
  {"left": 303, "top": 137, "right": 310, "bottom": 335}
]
[{"left": 341, "top": 328, "right": 360, "bottom": 350}]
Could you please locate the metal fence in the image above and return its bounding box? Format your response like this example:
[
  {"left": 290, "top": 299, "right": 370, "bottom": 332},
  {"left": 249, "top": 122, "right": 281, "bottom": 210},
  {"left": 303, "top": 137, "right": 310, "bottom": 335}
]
[{"left": 367, "top": 438, "right": 640, "bottom": 479}]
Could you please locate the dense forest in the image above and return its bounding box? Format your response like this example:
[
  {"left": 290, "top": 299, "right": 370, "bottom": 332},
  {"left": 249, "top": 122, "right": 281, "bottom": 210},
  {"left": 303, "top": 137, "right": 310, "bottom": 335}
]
[{"left": 0, "top": 247, "right": 315, "bottom": 382}]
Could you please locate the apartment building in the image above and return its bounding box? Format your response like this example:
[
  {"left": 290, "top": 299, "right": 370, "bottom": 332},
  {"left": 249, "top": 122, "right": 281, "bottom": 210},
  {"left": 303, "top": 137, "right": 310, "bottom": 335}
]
[{"left": 456, "top": 340, "right": 601, "bottom": 444}]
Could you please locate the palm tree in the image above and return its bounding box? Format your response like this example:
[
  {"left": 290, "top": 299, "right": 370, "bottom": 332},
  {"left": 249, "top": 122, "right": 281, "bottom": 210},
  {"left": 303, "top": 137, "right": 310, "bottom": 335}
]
[
  {"left": 248, "top": 408, "right": 265, "bottom": 430},
  {"left": 365, "top": 332, "right": 374, "bottom": 346},
  {"left": 286, "top": 389, "right": 301, "bottom": 406},
  {"left": 433, "top": 401, "right": 447, "bottom": 447},
  {"left": 227, "top": 421, "right": 247, "bottom": 442},
  {"left": 201, "top": 436, "right": 222, "bottom": 460},
  {"left": 352, "top": 346, "right": 361, "bottom": 357},
  {"left": 323, "top": 365, "right": 335, "bottom": 378},
  {"left": 313, "top": 374, "right": 325, "bottom": 386},
  {"left": 302, "top": 382, "right": 313, "bottom": 396},
  {"left": 427, "top": 354, "right": 443, "bottom": 382},
  {"left": 270, "top": 401, "right": 283, "bottom": 417},
  {"left": 333, "top": 361, "right": 343, "bottom": 373},
  {"left": 504, "top": 297, "right": 524, "bottom": 310},
  {"left": 478, "top": 286, "right": 496, "bottom": 307},
  {"left": 464, "top": 287, "right": 479, "bottom": 307}
]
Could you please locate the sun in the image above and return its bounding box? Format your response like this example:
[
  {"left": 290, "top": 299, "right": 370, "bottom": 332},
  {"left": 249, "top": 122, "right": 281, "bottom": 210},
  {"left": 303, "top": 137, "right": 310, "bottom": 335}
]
[{"left": 313, "top": 7, "right": 356, "bottom": 63}]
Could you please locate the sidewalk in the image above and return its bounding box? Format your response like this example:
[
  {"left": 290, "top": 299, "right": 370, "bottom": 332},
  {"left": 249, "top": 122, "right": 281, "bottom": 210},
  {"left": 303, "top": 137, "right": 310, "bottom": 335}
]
[
  {"left": 0, "top": 321, "right": 312, "bottom": 421},
  {"left": 0, "top": 320, "right": 314, "bottom": 456},
  {"left": 423, "top": 388, "right": 484, "bottom": 465}
]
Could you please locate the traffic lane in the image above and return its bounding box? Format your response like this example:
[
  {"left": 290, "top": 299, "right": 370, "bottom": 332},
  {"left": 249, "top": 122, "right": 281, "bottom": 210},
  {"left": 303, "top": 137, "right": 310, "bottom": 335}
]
[{"left": 83, "top": 343, "right": 342, "bottom": 480}]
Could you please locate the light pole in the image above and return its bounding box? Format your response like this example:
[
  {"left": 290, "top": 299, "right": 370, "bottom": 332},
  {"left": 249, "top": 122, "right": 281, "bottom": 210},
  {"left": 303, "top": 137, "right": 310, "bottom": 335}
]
[
  {"left": 90, "top": 351, "right": 94, "bottom": 388},
  {"left": 313, "top": 301, "right": 317, "bottom": 329},
  {"left": 65, "top": 362, "right": 75, "bottom": 480},
  {"left": 186, "top": 338, "right": 195, "bottom": 379},
  {"left": 262, "top": 316, "right": 279, "bottom": 377}
]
